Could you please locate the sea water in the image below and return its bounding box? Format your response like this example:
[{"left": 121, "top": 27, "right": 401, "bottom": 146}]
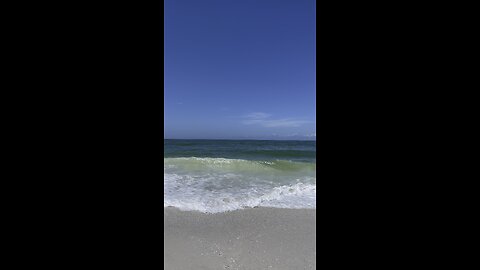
[{"left": 164, "top": 139, "right": 316, "bottom": 213}]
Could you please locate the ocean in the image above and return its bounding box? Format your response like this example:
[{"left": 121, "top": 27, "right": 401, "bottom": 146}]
[{"left": 164, "top": 139, "right": 316, "bottom": 213}]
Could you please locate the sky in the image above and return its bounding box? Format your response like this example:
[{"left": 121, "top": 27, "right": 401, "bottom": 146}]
[{"left": 164, "top": 0, "right": 316, "bottom": 140}]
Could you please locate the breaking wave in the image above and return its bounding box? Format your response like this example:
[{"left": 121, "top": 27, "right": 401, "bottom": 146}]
[{"left": 164, "top": 157, "right": 316, "bottom": 213}]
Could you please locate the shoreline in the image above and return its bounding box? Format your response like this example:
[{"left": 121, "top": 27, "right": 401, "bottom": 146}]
[{"left": 164, "top": 207, "right": 316, "bottom": 270}]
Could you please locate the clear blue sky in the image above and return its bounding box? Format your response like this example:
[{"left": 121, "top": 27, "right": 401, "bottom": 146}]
[{"left": 164, "top": 0, "right": 316, "bottom": 140}]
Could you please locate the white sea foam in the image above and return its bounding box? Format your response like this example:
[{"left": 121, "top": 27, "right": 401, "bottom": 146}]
[{"left": 164, "top": 157, "right": 316, "bottom": 213}]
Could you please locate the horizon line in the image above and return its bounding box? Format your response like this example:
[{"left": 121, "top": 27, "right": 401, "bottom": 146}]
[{"left": 164, "top": 138, "right": 316, "bottom": 141}]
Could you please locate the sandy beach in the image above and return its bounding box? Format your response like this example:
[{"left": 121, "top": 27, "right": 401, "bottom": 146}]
[{"left": 164, "top": 207, "right": 316, "bottom": 270}]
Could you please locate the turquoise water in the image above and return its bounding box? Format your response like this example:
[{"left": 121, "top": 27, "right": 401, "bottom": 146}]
[
  {"left": 165, "top": 139, "right": 316, "bottom": 162},
  {"left": 164, "top": 139, "right": 316, "bottom": 213}
]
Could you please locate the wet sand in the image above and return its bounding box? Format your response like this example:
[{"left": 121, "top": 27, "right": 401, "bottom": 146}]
[{"left": 164, "top": 207, "right": 316, "bottom": 270}]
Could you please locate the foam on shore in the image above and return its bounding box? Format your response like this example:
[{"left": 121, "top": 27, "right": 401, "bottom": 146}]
[{"left": 164, "top": 157, "right": 316, "bottom": 213}]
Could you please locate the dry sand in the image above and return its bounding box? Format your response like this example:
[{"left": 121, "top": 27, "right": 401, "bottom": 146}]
[{"left": 164, "top": 207, "right": 316, "bottom": 270}]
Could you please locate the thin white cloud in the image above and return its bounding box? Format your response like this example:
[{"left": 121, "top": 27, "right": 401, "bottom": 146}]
[
  {"left": 245, "top": 112, "right": 271, "bottom": 119},
  {"left": 242, "top": 112, "right": 311, "bottom": 128}
]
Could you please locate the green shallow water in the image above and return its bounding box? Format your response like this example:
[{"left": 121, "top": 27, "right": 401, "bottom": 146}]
[{"left": 164, "top": 157, "right": 316, "bottom": 181}]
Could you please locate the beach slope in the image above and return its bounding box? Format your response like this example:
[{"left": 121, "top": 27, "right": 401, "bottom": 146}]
[{"left": 164, "top": 207, "right": 316, "bottom": 270}]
